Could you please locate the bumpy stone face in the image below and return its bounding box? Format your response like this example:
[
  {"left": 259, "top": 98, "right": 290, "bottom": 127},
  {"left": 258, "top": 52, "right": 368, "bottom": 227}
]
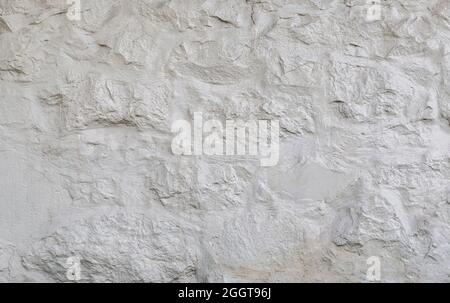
[{"left": 1, "top": 0, "right": 450, "bottom": 283}]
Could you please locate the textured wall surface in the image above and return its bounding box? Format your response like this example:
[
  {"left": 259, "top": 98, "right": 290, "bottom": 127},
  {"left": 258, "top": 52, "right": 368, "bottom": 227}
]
[{"left": 1, "top": 0, "right": 450, "bottom": 282}]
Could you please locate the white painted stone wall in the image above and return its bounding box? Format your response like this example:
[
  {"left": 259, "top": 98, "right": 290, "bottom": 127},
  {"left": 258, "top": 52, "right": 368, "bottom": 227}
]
[{"left": 1, "top": 0, "right": 450, "bottom": 282}]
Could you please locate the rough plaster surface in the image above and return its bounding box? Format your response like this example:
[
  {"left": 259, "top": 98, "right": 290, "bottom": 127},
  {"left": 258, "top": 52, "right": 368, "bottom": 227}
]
[{"left": 1, "top": 0, "right": 450, "bottom": 283}]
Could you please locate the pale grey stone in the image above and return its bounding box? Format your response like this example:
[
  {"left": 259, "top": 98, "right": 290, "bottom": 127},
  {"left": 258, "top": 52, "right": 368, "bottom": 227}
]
[{"left": 0, "top": 0, "right": 450, "bottom": 283}]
